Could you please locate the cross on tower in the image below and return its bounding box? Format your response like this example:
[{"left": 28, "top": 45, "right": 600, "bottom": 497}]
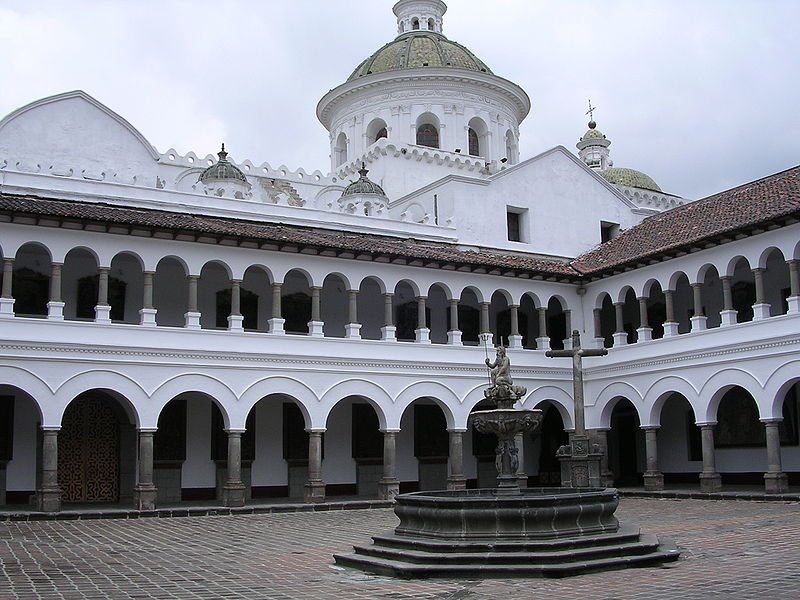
[{"left": 586, "top": 99, "right": 597, "bottom": 122}]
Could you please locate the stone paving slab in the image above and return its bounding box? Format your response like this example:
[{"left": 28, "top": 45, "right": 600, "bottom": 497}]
[{"left": 1, "top": 498, "right": 799, "bottom": 599}]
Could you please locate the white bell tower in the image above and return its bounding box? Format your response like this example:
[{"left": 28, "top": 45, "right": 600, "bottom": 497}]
[{"left": 393, "top": 0, "right": 446, "bottom": 34}]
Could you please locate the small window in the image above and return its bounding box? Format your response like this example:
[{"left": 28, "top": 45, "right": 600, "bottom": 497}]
[
  {"left": 600, "top": 221, "right": 620, "bottom": 243},
  {"left": 416, "top": 123, "right": 439, "bottom": 148},
  {"left": 375, "top": 127, "right": 387, "bottom": 142},
  {"left": 468, "top": 128, "right": 480, "bottom": 156},
  {"left": 507, "top": 208, "right": 527, "bottom": 242},
  {"left": 412, "top": 18, "right": 420, "bottom": 30}
]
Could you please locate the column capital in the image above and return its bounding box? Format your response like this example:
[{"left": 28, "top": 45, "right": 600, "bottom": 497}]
[
  {"left": 380, "top": 428, "right": 401, "bottom": 434},
  {"left": 640, "top": 425, "right": 660, "bottom": 431},
  {"left": 41, "top": 426, "right": 61, "bottom": 432},
  {"left": 224, "top": 428, "right": 247, "bottom": 434},
  {"left": 447, "top": 428, "right": 468, "bottom": 434},
  {"left": 697, "top": 421, "right": 717, "bottom": 428},
  {"left": 760, "top": 418, "right": 783, "bottom": 425},
  {"left": 137, "top": 428, "right": 158, "bottom": 434},
  {"left": 306, "top": 428, "right": 326, "bottom": 434}
]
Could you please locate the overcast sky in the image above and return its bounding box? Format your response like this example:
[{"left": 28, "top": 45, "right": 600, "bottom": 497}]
[{"left": 1, "top": 0, "right": 797, "bottom": 200}]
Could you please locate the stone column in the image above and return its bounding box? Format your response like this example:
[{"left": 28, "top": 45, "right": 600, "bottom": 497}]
[
  {"left": 515, "top": 432, "right": 528, "bottom": 488},
  {"left": 662, "top": 289, "right": 679, "bottom": 336},
  {"left": 636, "top": 297, "right": 652, "bottom": 342},
  {"left": 589, "top": 429, "right": 615, "bottom": 487},
  {"left": 447, "top": 298, "right": 462, "bottom": 345},
  {"left": 787, "top": 260, "right": 800, "bottom": 314},
  {"left": 612, "top": 302, "right": 627, "bottom": 346},
  {"left": 536, "top": 306, "right": 550, "bottom": 350},
  {"left": 269, "top": 282, "right": 285, "bottom": 334},
  {"left": 0, "top": 258, "right": 14, "bottom": 317},
  {"left": 345, "top": 290, "right": 361, "bottom": 339},
  {"left": 47, "top": 262, "right": 65, "bottom": 320},
  {"left": 561, "top": 310, "right": 573, "bottom": 349},
  {"left": 138, "top": 271, "right": 157, "bottom": 326},
  {"left": 752, "top": 268, "right": 771, "bottom": 320},
  {"left": 479, "top": 301, "right": 494, "bottom": 347},
  {"left": 304, "top": 431, "right": 325, "bottom": 503},
  {"left": 227, "top": 279, "right": 244, "bottom": 331},
  {"left": 378, "top": 430, "right": 400, "bottom": 500},
  {"left": 184, "top": 274, "right": 201, "bottom": 329},
  {"left": 36, "top": 428, "right": 61, "bottom": 512},
  {"left": 222, "top": 430, "right": 246, "bottom": 507},
  {"left": 762, "top": 419, "right": 788, "bottom": 493},
  {"left": 381, "top": 293, "right": 396, "bottom": 341},
  {"left": 308, "top": 286, "right": 324, "bottom": 336},
  {"left": 690, "top": 283, "right": 707, "bottom": 331},
  {"left": 642, "top": 426, "right": 664, "bottom": 490},
  {"left": 719, "top": 276, "right": 737, "bottom": 326},
  {"left": 446, "top": 430, "right": 467, "bottom": 490},
  {"left": 95, "top": 267, "right": 112, "bottom": 323},
  {"left": 698, "top": 424, "right": 722, "bottom": 492},
  {"left": 415, "top": 296, "right": 430, "bottom": 343},
  {"left": 593, "top": 307, "right": 605, "bottom": 348},
  {"left": 134, "top": 429, "right": 157, "bottom": 510}
]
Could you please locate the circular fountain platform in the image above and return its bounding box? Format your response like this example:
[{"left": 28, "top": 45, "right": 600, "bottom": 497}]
[{"left": 334, "top": 488, "right": 679, "bottom": 578}]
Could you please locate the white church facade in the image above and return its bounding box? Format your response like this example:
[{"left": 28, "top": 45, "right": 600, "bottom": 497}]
[{"left": 0, "top": 0, "right": 798, "bottom": 511}]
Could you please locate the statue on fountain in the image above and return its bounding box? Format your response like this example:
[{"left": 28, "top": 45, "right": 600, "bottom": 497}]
[{"left": 484, "top": 344, "right": 527, "bottom": 409}]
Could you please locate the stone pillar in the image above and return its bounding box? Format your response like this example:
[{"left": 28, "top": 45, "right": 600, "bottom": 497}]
[
  {"left": 636, "top": 297, "right": 652, "bottom": 342},
  {"left": 47, "top": 262, "right": 65, "bottom": 320},
  {"left": 95, "top": 267, "right": 112, "bottom": 323},
  {"left": 593, "top": 307, "right": 605, "bottom": 348},
  {"left": 138, "top": 271, "right": 157, "bottom": 326},
  {"left": 447, "top": 298, "right": 462, "bottom": 345},
  {"left": 642, "top": 426, "right": 664, "bottom": 490},
  {"left": 561, "top": 310, "right": 573, "bottom": 349},
  {"left": 515, "top": 432, "right": 528, "bottom": 488},
  {"left": 536, "top": 306, "right": 549, "bottom": 350},
  {"left": 479, "top": 302, "right": 494, "bottom": 347},
  {"left": 184, "top": 274, "right": 201, "bottom": 329},
  {"left": 134, "top": 429, "right": 157, "bottom": 510},
  {"left": 690, "top": 283, "right": 707, "bottom": 331},
  {"left": 269, "top": 282, "right": 285, "bottom": 334},
  {"left": 752, "top": 268, "right": 771, "bottom": 320},
  {"left": 227, "top": 279, "right": 244, "bottom": 331},
  {"left": 589, "top": 429, "right": 615, "bottom": 487},
  {"left": 222, "top": 430, "right": 246, "bottom": 507},
  {"left": 36, "top": 428, "right": 61, "bottom": 512},
  {"left": 381, "top": 293, "right": 396, "bottom": 341},
  {"left": 345, "top": 290, "right": 361, "bottom": 339},
  {"left": 308, "top": 286, "right": 324, "bottom": 336},
  {"left": 0, "top": 258, "right": 15, "bottom": 317},
  {"left": 787, "top": 260, "right": 800, "bottom": 314},
  {"left": 763, "top": 419, "right": 788, "bottom": 493},
  {"left": 662, "top": 289, "right": 679, "bottom": 337},
  {"left": 446, "top": 430, "right": 467, "bottom": 490},
  {"left": 508, "top": 304, "right": 522, "bottom": 349},
  {"left": 612, "top": 302, "right": 627, "bottom": 346},
  {"left": 378, "top": 430, "right": 400, "bottom": 500},
  {"left": 720, "top": 276, "right": 737, "bottom": 326},
  {"left": 304, "top": 431, "right": 325, "bottom": 503},
  {"left": 415, "top": 296, "right": 430, "bottom": 343},
  {"left": 698, "top": 424, "right": 722, "bottom": 492}
]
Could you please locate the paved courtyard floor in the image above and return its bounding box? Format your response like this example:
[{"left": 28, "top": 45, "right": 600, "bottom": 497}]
[{"left": 1, "top": 497, "right": 799, "bottom": 599}]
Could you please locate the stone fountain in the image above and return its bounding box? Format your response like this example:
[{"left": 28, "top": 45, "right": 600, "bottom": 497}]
[{"left": 334, "top": 345, "right": 679, "bottom": 578}]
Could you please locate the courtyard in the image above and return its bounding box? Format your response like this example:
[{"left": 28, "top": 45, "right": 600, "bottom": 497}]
[{"left": 1, "top": 497, "right": 799, "bottom": 599}]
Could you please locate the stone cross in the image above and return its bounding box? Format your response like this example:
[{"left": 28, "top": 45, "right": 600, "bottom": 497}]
[{"left": 586, "top": 99, "right": 597, "bottom": 122}]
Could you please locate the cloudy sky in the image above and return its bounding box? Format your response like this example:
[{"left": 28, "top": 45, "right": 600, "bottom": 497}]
[{"left": 1, "top": 0, "right": 797, "bottom": 200}]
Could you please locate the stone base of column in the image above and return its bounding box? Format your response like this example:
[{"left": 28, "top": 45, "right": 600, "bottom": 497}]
[
  {"left": 535, "top": 336, "right": 550, "bottom": 351},
  {"left": 643, "top": 471, "right": 664, "bottom": 491},
  {"left": 94, "top": 304, "right": 112, "bottom": 324},
  {"left": 415, "top": 327, "right": 431, "bottom": 343},
  {"left": 268, "top": 317, "right": 285, "bottom": 334},
  {"left": 753, "top": 303, "right": 771, "bottom": 320},
  {"left": 516, "top": 473, "right": 528, "bottom": 489},
  {"left": 345, "top": 323, "right": 362, "bottom": 339},
  {"left": 558, "top": 453, "right": 603, "bottom": 488},
  {"left": 720, "top": 309, "right": 738, "bottom": 326},
  {"left": 562, "top": 338, "right": 573, "bottom": 350},
  {"left": 446, "top": 476, "right": 467, "bottom": 491},
  {"left": 139, "top": 308, "right": 157, "bottom": 327},
  {"left": 304, "top": 480, "right": 326, "bottom": 503},
  {"left": 508, "top": 334, "right": 522, "bottom": 349},
  {"left": 184, "top": 311, "right": 201, "bottom": 329},
  {"left": 307, "top": 320, "right": 324, "bottom": 337},
  {"left": 47, "top": 301, "right": 65, "bottom": 320},
  {"left": 636, "top": 327, "right": 653, "bottom": 342},
  {"left": 227, "top": 314, "right": 244, "bottom": 332},
  {"left": 594, "top": 337, "right": 606, "bottom": 349},
  {"left": 0, "top": 297, "right": 15, "bottom": 317},
  {"left": 699, "top": 472, "right": 722, "bottom": 492},
  {"left": 222, "top": 483, "right": 246, "bottom": 507},
  {"left": 612, "top": 332, "right": 628, "bottom": 347},
  {"left": 134, "top": 484, "right": 157, "bottom": 510},
  {"left": 481, "top": 333, "right": 494, "bottom": 348},
  {"left": 381, "top": 325, "right": 396, "bottom": 342},
  {"left": 764, "top": 471, "right": 789, "bottom": 494},
  {"left": 447, "top": 330, "right": 463, "bottom": 345},
  {"left": 601, "top": 469, "right": 615, "bottom": 488},
  {"left": 378, "top": 478, "right": 400, "bottom": 500},
  {"left": 788, "top": 296, "right": 800, "bottom": 315},
  {"left": 690, "top": 315, "right": 707, "bottom": 332},
  {"left": 662, "top": 322, "right": 679, "bottom": 337},
  {"left": 35, "top": 487, "right": 62, "bottom": 512}
]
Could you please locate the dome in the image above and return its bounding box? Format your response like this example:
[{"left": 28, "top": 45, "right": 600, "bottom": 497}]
[
  {"left": 342, "top": 164, "right": 387, "bottom": 197},
  {"left": 600, "top": 167, "right": 662, "bottom": 192},
  {"left": 579, "top": 120, "right": 607, "bottom": 142},
  {"left": 348, "top": 32, "right": 493, "bottom": 81},
  {"left": 199, "top": 144, "right": 248, "bottom": 184}
]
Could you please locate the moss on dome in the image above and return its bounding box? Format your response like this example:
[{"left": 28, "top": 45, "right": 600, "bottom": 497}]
[{"left": 600, "top": 167, "right": 662, "bottom": 193}]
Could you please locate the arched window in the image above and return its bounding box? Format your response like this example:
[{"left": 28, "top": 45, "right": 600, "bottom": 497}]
[
  {"left": 412, "top": 18, "right": 420, "bottom": 30},
  {"left": 375, "top": 127, "right": 387, "bottom": 142},
  {"left": 334, "top": 132, "right": 348, "bottom": 168},
  {"left": 400, "top": 22, "right": 405, "bottom": 33},
  {"left": 416, "top": 123, "right": 439, "bottom": 148},
  {"left": 468, "top": 128, "right": 480, "bottom": 156},
  {"left": 428, "top": 18, "right": 435, "bottom": 31}
]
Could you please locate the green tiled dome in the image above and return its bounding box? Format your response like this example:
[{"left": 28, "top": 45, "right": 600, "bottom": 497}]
[
  {"left": 600, "top": 167, "right": 662, "bottom": 192},
  {"left": 199, "top": 145, "right": 248, "bottom": 184},
  {"left": 348, "top": 32, "right": 493, "bottom": 81},
  {"left": 580, "top": 121, "right": 606, "bottom": 141},
  {"left": 342, "top": 164, "right": 386, "bottom": 197}
]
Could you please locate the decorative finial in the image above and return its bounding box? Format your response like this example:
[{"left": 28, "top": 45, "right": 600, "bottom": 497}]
[
  {"left": 586, "top": 99, "right": 597, "bottom": 128},
  {"left": 358, "top": 162, "right": 369, "bottom": 178},
  {"left": 218, "top": 143, "right": 228, "bottom": 161}
]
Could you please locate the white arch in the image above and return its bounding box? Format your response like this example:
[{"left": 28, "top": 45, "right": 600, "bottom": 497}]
[
  {"left": 318, "top": 379, "right": 392, "bottom": 431},
  {"left": 763, "top": 360, "right": 800, "bottom": 420},
  {"left": 238, "top": 376, "right": 319, "bottom": 430},
  {"left": 53, "top": 370, "right": 148, "bottom": 428},
  {"left": 699, "top": 368, "right": 763, "bottom": 423},
  {"left": 394, "top": 381, "right": 459, "bottom": 430},
  {"left": 643, "top": 376, "right": 701, "bottom": 426},
  {"left": 150, "top": 373, "right": 238, "bottom": 429},
  {"left": 595, "top": 381, "right": 645, "bottom": 428},
  {"left": 524, "top": 385, "right": 575, "bottom": 430}
]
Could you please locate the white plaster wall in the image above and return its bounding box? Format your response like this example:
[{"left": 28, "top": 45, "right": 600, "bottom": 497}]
[
  {"left": 322, "top": 401, "right": 356, "bottom": 484},
  {"left": 182, "top": 398, "right": 216, "bottom": 489},
  {"left": 250, "top": 400, "right": 286, "bottom": 487},
  {"left": 6, "top": 396, "right": 38, "bottom": 491}
]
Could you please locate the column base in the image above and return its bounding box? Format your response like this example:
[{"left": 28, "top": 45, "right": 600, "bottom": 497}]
[
  {"left": 753, "top": 303, "right": 771, "bottom": 320},
  {"left": 562, "top": 338, "right": 573, "bottom": 350},
  {"left": 304, "top": 480, "right": 326, "bottom": 503},
  {"left": 516, "top": 473, "right": 528, "bottom": 489},
  {"left": 594, "top": 337, "right": 606, "bottom": 349},
  {"left": 535, "top": 336, "right": 550, "bottom": 351},
  {"left": 378, "top": 478, "right": 400, "bottom": 500},
  {"left": 94, "top": 304, "right": 112, "bottom": 324},
  {"left": 307, "top": 320, "right": 324, "bottom": 337},
  {"left": 699, "top": 472, "right": 722, "bottom": 492},
  {"left": 636, "top": 327, "right": 653, "bottom": 342},
  {"left": 447, "top": 330, "right": 463, "bottom": 346},
  {"left": 414, "top": 327, "right": 431, "bottom": 344},
  {"left": 35, "top": 487, "right": 62, "bottom": 512},
  {"left": 662, "top": 322, "right": 679, "bottom": 337},
  {"left": 345, "top": 323, "right": 362, "bottom": 339},
  {"left": 222, "top": 483, "right": 246, "bottom": 507},
  {"left": 184, "top": 311, "right": 201, "bottom": 329},
  {"left": 507, "top": 334, "right": 522, "bottom": 349},
  {"left": 481, "top": 332, "right": 494, "bottom": 348},
  {"left": 47, "top": 301, "right": 65, "bottom": 320},
  {"left": 612, "top": 332, "right": 628, "bottom": 347},
  {"left": 0, "top": 297, "right": 15, "bottom": 317},
  {"left": 381, "top": 325, "right": 396, "bottom": 342},
  {"left": 764, "top": 471, "right": 789, "bottom": 494},
  {"left": 268, "top": 317, "right": 285, "bottom": 335},
  {"left": 227, "top": 314, "right": 244, "bottom": 332},
  {"left": 690, "top": 315, "right": 707, "bottom": 332},
  {"left": 787, "top": 296, "right": 800, "bottom": 315},
  {"left": 139, "top": 308, "right": 157, "bottom": 327},
  {"left": 720, "top": 309, "right": 738, "bottom": 326},
  {"left": 134, "top": 484, "right": 157, "bottom": 510},
  {"left": 643, "top": 471, "right": 664, "bottom": 491},
  {"left": 446, "top": 476, "right": 467, "bottom": 491}
]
